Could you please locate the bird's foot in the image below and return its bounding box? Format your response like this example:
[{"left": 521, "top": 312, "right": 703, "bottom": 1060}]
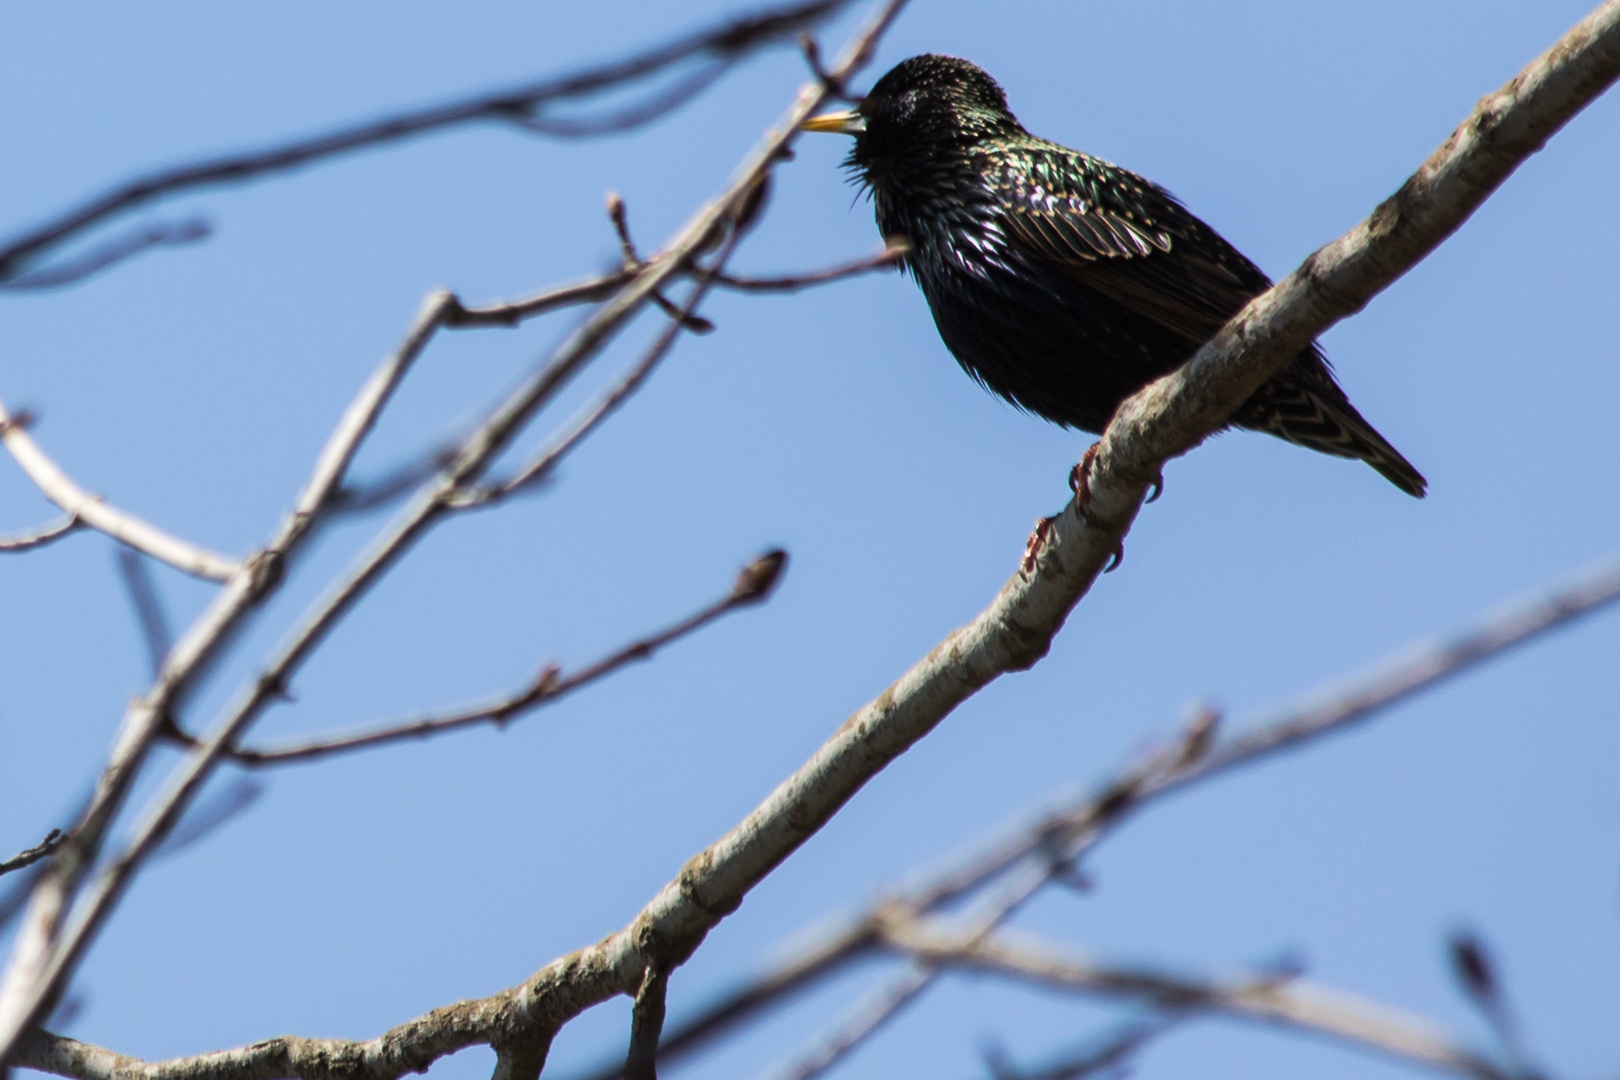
[
  {"left": 1069, "top": 442, "right": 1102, "bottom": 522},
  {"left": 1068, "top": 444, "right": 1126, "bottom": 572},
  {"left": 1022, "top": 516, "right": 1056, "bottom": 576}
]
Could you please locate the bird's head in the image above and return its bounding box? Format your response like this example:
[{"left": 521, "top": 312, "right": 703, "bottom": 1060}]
[{"left": 803, "top": 55, "right": 1023, "bottom": 182}]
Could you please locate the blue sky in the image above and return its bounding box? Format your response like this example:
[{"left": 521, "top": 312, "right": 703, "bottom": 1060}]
[{"left": 2, "top": 2, "right": 1617, "bottom": 1080}]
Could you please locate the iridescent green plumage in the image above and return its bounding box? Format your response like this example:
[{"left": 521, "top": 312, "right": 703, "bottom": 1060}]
[{"left": 826, "top": 54, "right": 1426, "bottom": 496}]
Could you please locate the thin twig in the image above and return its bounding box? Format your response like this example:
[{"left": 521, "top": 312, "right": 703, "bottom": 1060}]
[
  {"left": 0, "top": 0, "right": 854, "bottom": 282},
  {"left": 150, "top": 777, "right": 265, "bottom": 860},
  {"left": 444, "top": 270, "right": 639, "bottom": 328},
  {"left": 1447, "top": 932, "right": 1539, "bottom": 1079},
  {"left": 756, "top": 964, "right": 935, "bottom": 1080},
  {"left": 973, "top": 1016, "right": 1175, "bottom": 1080},
  {"left": 625, "top": 964, "right": 670, "bottom": 1080},
  {"left": 879, "top": 918, "right": 1512, "bottom": 1080},
  {"left": 0, "top": 220, "right": 210, "bottom": 291},
  {"left": 229, "top": 550, "right": 787, "bottom": 765},
  {"left": 714, "top": 237, "right": 908, "bottom": 292},
  {"left": 599, "top": 191, "right": 720, "bottom": 334},
  {"left": 437, "top": 232, "right": 904, "bottom": 335},
  {"left": 115, "top": 550, "right": 173, "bottom": 677},
  {"left": 0, "top": 514, "right": 81, "bottom": 553},
  {"left": 0, "top": 404, "right": 240, "bottom": 581},
  {"left": 508, "top": 62, "right": 730, "bottom": 138},
  {"left": 0, "top": 833, "right": 63, "bottom": 880}
]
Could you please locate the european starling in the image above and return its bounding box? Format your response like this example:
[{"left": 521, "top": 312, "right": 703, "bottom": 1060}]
[{"left": 804, "top": 55, "right": 1426, "bottom": 497}]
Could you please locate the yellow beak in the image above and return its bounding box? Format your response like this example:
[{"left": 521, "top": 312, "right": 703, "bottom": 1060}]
[{"left": 801, "top": 110, "right": 866, "bottom": 134}]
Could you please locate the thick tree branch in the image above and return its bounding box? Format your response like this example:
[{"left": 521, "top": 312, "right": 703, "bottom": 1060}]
[
  {"left": 0, "top": 0, "right": 854, "bottom": 283},
  {"left": 0, "top": 404, "right": 240, "bottom": 581}
]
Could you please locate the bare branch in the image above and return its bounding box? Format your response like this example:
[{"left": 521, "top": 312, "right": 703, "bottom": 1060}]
[
  {"left": 150, "top": 777, "right": 266, "bottom": 860},
  {"left": 229, "top": 550, "right": 788, "bottom": 765},
  {"left": 0, "top": 4, "right": 899, "bottom": 1057},
  {"left": 0, "top": 219, "right": 209, "bottom": 291},
  {"left": 624, "top": 964, "right": 670, "bottom": 1080},
  {"left": 598, "top": 192, "right": 720, "bottom": 334},
  {"left": 1075, "top": 0, "right": 1620, "bottom": 542},
  {"left": 755, "top": 964, "right": 934, "bottom": 1080},
  {"left": 571, "top": 550, "right": 1620, "bottom": 1080},
  {"left": 714, "top": 237, "right": 908, "bottom": 293},
  {"left": 0, "top": 515, "right": 81, "bottom": 553},
  {"left": 972, "top": 1017, "right": 1175, "bottom": 1080},
  {"left": 507, "top": 62, "right": 730, "bottom": 138},
  {"left": 754, "top": 835, "right": 1064, "bottom": 1080},
  {"left": 445, "top": 271, "right": 639, "bottom": 328},
  {"left": 460, "top": 274, "right": 730, "bottom": 504},
  {"left": 797, "top": 35, "right": 845, "bottom": 97},
  {"left": 0, "top": 290, "right": 459, "bottom": 1059},
  {"left": 878, "top": 918, "right": 1512, "bottom": 1080},
  {"left": 0, "top": 0, "right": 855, "bottom": 282},
  {"left": 580, "top": 919, "right": 870, "bottom": 1080},
  {"left": 0, "top": 833, "right": 62, "bottom": 880},
  {"left": 0, "top": 404, "right": 239, "bottom": 581},
  {"left": 115, "top": 550, "right": 173, "bottom": 677},
  {"left": 1447, "top": 932, "right": 1538, "bottom": 1078},
  {"left": 326, "top": 443, "right": 461, "bottom": 516}
]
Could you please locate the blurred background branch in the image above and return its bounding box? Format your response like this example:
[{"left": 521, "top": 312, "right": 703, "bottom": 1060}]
[{"left": 0, "top": 0, "right": 858, "bottom": 285}]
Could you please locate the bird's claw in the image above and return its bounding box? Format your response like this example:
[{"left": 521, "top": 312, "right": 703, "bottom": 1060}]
[
  {"left": 1069, "top": 442, "right": 1101, "bottom": 522},
  {"left": 1022, "top": 516, "right": 1055, "bottom": 576},
  {"left": 1145, "top": 470, "right": 1165, "bottom": 504},
  {"left": 1067, "top": 443, "right": 1126, "bottom": 572}
]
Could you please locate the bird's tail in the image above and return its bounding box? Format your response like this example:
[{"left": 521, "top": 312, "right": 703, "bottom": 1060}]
[{"left": 1235, "top": 367, "right": 1428, "bottom": 498}]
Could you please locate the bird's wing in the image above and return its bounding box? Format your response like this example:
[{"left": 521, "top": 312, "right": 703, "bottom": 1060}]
[{"left": 993, "top": 151, "right": 1270, "bottom": 344}]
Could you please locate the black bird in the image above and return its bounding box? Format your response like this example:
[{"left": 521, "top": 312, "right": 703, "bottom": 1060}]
[{"left": 803, "top": 54, "right": 1426, "bottom": 497}]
